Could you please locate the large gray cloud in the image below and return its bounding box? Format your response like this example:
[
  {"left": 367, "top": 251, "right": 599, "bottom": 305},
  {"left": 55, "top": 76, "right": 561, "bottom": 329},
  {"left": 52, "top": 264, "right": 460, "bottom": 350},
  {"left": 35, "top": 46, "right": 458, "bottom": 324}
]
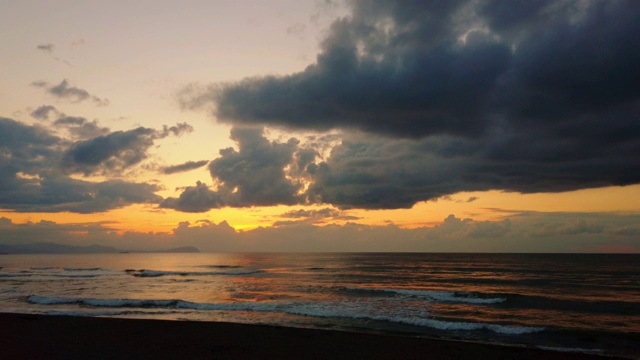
[
  {"left": 0, "top": 117, "right": 162, "bottom": 213},
  {"left": 161, "top": 127, "right": 306, "bottom": 212},
  {"left": 171, "top": 0, "right": 640, "bottom": 209},
  {"left": 31, "top": 79, "right": 108, "bottom": 106},
  {"left": 184, "top": 0, "right": 639, "bottom": 139},
  {"left": 306, "top": 130, "right": 640, "bottom": 208}
]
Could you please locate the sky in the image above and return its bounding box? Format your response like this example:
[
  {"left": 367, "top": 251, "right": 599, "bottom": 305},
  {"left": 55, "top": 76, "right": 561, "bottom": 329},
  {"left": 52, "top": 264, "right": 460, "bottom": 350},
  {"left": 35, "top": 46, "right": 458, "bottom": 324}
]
[{"left": 1, "top": 0, "right": 639, "bottom": 252}]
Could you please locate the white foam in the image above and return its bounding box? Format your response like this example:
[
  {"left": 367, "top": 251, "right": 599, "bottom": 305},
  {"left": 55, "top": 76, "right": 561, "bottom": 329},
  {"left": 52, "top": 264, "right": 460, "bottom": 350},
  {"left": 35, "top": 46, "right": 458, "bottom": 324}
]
[
  {"left": 347, "top": 287, "right": 506, "bottom": 304},
  {"left": 538, "top": 346, "right": 603, "bottom": 354},
  {"left": 63, "top": 267, "right": 102, "bottom": 271}
]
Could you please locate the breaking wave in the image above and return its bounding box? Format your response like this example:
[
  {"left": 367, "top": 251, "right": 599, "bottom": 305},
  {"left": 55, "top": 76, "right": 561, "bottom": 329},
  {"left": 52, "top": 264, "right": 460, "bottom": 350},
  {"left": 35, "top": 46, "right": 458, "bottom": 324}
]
[{"left": 126, "top": 269, "right": 261, "bottom": 277}]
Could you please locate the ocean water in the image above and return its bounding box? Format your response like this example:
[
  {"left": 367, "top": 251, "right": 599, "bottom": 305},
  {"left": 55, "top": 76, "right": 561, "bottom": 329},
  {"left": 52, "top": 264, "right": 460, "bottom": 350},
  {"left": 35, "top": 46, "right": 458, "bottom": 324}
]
[{"left": 0, "top": 253, "right": 638, "bottom": 358}]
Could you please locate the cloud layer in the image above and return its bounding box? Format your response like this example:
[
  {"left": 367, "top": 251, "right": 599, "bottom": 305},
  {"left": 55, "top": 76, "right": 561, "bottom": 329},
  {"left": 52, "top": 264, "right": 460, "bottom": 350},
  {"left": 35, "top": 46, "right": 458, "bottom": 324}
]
[{"left": 2, "top": 211, "right": 639, "bottom": 253}]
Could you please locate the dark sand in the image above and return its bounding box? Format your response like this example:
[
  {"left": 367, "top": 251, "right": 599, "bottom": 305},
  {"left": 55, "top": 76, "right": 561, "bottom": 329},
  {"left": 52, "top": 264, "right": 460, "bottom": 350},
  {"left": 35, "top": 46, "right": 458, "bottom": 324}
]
[{"left": 0, "top": 313, "right": 622, "bottom": 359}]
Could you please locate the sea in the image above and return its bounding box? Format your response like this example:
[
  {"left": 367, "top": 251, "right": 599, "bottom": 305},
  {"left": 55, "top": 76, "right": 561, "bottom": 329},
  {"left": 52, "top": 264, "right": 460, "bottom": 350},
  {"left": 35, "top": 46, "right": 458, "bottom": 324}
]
[{"left": 0, "top": 253, "right": 638, "bottom": 358}]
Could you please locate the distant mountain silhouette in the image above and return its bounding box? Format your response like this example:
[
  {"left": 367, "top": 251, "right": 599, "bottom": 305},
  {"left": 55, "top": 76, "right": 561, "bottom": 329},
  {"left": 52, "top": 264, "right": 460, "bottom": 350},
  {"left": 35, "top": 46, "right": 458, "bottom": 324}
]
[{"left": 0, "top": 242, "right": 200, "bottom": 254}]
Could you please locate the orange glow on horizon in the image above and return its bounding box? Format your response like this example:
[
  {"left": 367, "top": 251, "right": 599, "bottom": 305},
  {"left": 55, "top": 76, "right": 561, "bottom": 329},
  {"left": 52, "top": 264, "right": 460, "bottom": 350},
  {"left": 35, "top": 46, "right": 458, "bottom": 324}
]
[{"left": 1, "top": 185, "right": 639, "bottom": 234}]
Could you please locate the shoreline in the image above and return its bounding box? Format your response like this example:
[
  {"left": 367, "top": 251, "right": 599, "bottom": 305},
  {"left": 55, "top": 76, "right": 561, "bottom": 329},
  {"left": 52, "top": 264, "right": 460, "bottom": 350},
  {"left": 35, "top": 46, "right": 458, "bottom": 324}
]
[{"left": 0, "top": 313, "right": 625, "bottom": 359}]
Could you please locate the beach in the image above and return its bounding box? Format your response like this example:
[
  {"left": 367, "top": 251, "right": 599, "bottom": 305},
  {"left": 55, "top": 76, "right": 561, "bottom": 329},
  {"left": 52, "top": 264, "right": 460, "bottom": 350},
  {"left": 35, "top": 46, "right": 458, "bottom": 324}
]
[{"left": 0, "top": 313, "right": 623, "bottom": 360}]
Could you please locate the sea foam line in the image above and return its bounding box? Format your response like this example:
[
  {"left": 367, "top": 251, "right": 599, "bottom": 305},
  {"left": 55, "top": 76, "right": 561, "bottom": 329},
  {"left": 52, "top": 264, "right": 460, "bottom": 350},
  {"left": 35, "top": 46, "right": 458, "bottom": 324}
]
[
  {"left": 126, "top": 269, "right": 261, "bottom": 277},
  {"left": 26, "top": 295, "right": 281, "bottom": 312},
  {"left": 346, "top": 287, "right": 506, "bottom": 304}
]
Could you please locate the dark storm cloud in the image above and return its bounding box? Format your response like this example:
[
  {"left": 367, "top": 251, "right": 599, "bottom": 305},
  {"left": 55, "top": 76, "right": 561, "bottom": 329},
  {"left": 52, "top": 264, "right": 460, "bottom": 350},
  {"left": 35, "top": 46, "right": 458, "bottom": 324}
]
[
  {"left": 170, "top": 0, "right": 640, "bottom": 209},
  {"left": 306, "top": 130, "right": 640, "bottom": 209},
  {"left": 0, "top": 117, "right": 162, "bottom": 213},
  {"left": 306, "top": 136, "right": 482, "bottom": 209},
  {"left": 184, "top": 0, "right": 640, "bottom": 139},
  {"left": 62, "top": 122, "right": 193, "bottom": 176},
  {"left": 162, "top": 160, "right": 209, "bottom": 175},
  {"left": 30, "top": 105, "right": 59, "bottom": 120},
  {"left": 208, "top": 127, "right": 304, "bottom": 207},
  {"left": 31, "top": 79, "right": 109, "bottom": 106},
  {"left": 161, "top": 127, "right": 306, "bottom": 212}
]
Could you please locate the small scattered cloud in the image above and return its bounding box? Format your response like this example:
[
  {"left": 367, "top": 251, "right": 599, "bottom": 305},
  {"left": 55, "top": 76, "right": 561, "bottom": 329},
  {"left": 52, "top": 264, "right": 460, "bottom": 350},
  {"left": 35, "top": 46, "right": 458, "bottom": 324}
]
[
  {"left": 70, "top": 39, "right": 86, "bottom": 50},
  {"left": 36, "top": 43, "right": 72, "bottom": 66},
  {"left": 36, "top": 43, "right": 54, "bottom": 53},
  {"left": 160, "top": 181, "right": 223, "bottom": 213},
  {"left": 286, "top": 23, "right": 306, "bottom": 38},
  {"left": 31, "top": 79, "right": 109, "bottom": 106},
  {"left": 162, "top": 160, "right": 209, "bottom": 175},
  {"left": 30, "top": 105, "right": 59, "bottom": 120},
  {"left": 53, "top": 116, "right": 110, "bottom": 139},
  {"left": 273, "top": 207, "right": 360, "bottom": 226}
]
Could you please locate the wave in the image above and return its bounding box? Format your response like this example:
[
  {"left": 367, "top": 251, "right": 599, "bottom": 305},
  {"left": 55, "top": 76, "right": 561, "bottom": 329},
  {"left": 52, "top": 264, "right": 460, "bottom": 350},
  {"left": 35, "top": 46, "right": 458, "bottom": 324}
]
[
  {"left": 1, "top": 269, "right": 109, "bottom": 278},
  {"left": 63, "top": 267, "right": 103, "bottom": 271},
  {"left": 126, "top": 269, "right": 261, "bottom": 277},
  {"left": 44, "top": 310, "right": 180, "bottom": 317},
  {"left": 0, "top": 273, "right": 33, "bottom": 278},
  {"left": 282, "top": 302, "right": 542, "bottom": 335},
  {"left": 198, "top": 265, "right": 243, "bottom": 269},
  {"left": 26, "top": 295, "right": 281, "bottom": 312},
  {"left": 27, "top": 295, "right": 540, "bottom": 335},
  {"left": 346, "top": 287, "right": 506, "bottom": 304}
]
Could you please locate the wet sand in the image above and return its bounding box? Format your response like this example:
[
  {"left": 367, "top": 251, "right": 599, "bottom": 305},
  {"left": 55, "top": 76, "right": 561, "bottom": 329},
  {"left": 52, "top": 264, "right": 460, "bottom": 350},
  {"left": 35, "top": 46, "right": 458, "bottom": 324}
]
[{"left": 0, "top": 313, "right": 621, "bottom": 359}]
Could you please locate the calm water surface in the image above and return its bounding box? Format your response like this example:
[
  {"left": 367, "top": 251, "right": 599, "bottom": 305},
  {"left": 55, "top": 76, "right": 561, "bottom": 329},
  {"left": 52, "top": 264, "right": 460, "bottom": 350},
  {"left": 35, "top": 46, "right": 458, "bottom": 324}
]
[{"left": 1, "top": 253, "right": 638, "bottom": 357}]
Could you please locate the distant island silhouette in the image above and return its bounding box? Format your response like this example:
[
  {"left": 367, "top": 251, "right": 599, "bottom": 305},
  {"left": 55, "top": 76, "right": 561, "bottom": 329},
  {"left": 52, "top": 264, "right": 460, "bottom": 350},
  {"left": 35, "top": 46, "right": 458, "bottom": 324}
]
[{"left": 0, "top": 242, "right": 199, "bottom": 254}]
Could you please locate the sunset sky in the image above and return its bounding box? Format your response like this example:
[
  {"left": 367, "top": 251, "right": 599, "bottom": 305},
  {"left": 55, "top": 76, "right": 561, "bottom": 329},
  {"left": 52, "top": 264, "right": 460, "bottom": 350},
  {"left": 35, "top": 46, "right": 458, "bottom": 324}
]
[{"left": 1, "top": 0, "right": 639, "bottom": 252}]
